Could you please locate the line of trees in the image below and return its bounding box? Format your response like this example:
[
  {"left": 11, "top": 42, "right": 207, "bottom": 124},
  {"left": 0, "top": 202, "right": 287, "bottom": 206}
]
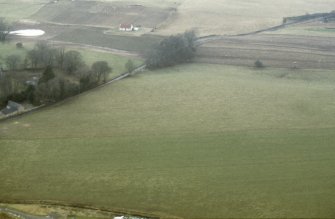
[
  {"left": 145, "top": 30, "right": 197, "bottom": 69},
  {"left": 1, "top": 41, "right": 115, "bottom": 107},
  {"left": 0, "top": 19, "right": 10, "bottom": 42}
]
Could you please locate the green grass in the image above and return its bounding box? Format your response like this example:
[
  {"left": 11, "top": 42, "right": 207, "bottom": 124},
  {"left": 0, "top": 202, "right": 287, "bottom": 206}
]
[
  {"left": 307, "top": 27, "right": 335, "bottom": 33},
  {"left": 1, "top": 64, "right": 335, "bottom": 218},
  {"left": 0, "top": 42, "right": 143, "bottom": 77},
  {"left": 0, "top": 0, "right": 46, "bottom": 21},
  {"left": 76, "top": 48, "right": 143, "bottom": 78},
  {"left": 270, "top": 25, "right": 335, "bottom": 37},
  {"left": 0, "top": 42, "right": 33, "bottom": 69},
  {"left": 53, "top": 29, "right": 163, "bottom": 53}
]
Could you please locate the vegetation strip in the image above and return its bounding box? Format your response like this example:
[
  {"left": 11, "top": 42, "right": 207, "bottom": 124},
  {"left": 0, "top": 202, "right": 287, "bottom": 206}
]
[{"left": 0, "top": 201, "right": 170, "bottom": 219}]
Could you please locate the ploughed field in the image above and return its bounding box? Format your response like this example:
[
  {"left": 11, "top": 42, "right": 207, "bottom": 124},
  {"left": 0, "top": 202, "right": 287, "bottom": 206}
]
[
  {"left": 1, "top": 64, "right": 335, "bottom": 218},
  {"left": 197, "top": 33, "right": 335, "bottom": 69}
]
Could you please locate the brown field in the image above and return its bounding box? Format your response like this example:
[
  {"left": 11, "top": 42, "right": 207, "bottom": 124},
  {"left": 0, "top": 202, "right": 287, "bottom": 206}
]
[{"left": 196, "top": 32, "right": 335, "bottom": 69}]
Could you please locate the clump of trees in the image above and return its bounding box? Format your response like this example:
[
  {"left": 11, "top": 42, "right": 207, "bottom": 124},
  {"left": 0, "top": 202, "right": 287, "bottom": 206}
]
[
  {"left": 1, "top": 41, "right": 114, "bottom": 107},
  {"left": 91, "top": 61, "right": 112, "bottom": 83},
  {"left": 254, "top": 60, "right": 264, "bottom": 68},
  {"left": 0, "top": 19, "right": 10, "bottom": 42},
  {"left": 5, "top": 54, "right": 21, "bottom": 70},
  {"left": 146, "top": 30, "right": 197, "bottom": 69}
]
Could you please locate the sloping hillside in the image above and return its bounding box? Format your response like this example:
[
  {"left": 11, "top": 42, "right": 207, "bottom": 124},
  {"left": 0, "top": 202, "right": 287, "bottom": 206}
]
[
  {"left": 31, "top": 1, "right": 174, "bottom": 29},
  {"left": 1, "top": 64, "right": 335, "bottom": 218},
  {"left": 158, "top": 0, "right": 335, "bottom": 35}
]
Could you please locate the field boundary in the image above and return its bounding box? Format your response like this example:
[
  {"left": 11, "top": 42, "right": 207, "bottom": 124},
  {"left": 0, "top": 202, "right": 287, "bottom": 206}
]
[
  {"left": 195, "top": 12, "right": 335, "bottom": 45},
  {"left": 0, "top": 65, "right": 146, "bottom": 123}
]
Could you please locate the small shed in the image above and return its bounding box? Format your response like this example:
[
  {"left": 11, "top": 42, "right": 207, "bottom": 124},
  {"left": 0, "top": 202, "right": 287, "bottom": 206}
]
[{"left": 1, "top": 101, "right": 24, "bottom": 116}]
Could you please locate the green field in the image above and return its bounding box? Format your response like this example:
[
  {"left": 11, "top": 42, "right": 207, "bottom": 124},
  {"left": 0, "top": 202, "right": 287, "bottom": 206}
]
[
  {"left": 74, "top": 48, "right": 143, "bottom": 78},
  {"left": 1, "top": 64, "right": 335, "bottom": 218},
  {"left": 53, "top": 29, "right": 163, "bottom": 53},
  {"left": 0, "top": 42, "right": 33, "bottom": 70},
  {"left": 270, "top": 25, "right": 335, "bottom": 37},
  {"left": 0, "top": 42, "right": 142, "bottom": 77},
  {"left": 0, "top": 0, "right": 46, "bottom": 21}
]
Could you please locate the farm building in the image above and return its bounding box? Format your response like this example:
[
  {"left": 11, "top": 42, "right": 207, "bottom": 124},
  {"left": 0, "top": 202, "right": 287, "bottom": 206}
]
[
  {"left": 119, "top": 24, "right": 140, "bottom": 31},
  {"left": 25, "top": 76, "right": 39, "bottom": 86},
  {"left": 0, "top": 101, "right": 24, "bottom": 116},
  {"left": 119, "top": 24, "right": 134, "bottom": 31}
]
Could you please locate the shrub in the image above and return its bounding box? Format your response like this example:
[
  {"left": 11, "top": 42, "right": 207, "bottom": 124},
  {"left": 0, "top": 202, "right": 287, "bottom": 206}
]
[
  {"left": 146, "top": 30, "right": 197, "bottom": 69},
  {"left": 16, "top": 42, "right": 23, "bottom": 49},
  {"left": 255, "top": 60, "right": 264, "bottom": 68}
]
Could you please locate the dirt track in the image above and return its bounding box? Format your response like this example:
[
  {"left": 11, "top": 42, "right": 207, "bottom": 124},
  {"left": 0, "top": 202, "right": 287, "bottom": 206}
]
[{"left": 196, "top": 33, "right": 335, "bottom": 69}]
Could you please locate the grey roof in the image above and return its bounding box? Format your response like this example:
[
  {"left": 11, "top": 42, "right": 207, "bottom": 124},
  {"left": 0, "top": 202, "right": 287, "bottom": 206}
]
[
  {"left": 1, "top": 101, "right": 23, "bottom": 115},
  {"left": 8, "top": 101, "right": 23, "bottom": 109}
]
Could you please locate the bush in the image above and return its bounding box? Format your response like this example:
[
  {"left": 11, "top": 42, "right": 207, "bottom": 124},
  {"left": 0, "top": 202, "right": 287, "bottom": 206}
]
[
  {"left": 6, "top": 54, "right": 22, "bottom": 70},
  {"left": 16, "top": 42, "right": 23, "bottom": 49},
  {"left": 254, "top": 60, "right": 264, "bottom": 68}
]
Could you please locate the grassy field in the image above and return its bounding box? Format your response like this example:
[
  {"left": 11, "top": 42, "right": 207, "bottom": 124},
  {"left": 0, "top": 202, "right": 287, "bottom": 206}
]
[
  {"left": 271, "top": 25, "right": 335, "bottom": 37},
  {"left": 0, "top": 42, "right": 142, "bottom": 77},
  {"left": 0, "top": 42, "right": 33, "bottom": 70},
  {"left": 196, "top": 33, "right": 335, "bottom": 70},
  {"left": 0, "top": 0, "right": 46, "bottom": 21},
  {"left": 1, "top": 64, "right": 335, "bottom": 218},
  {"left": 31, "top": 0, "right": 174, "bottom": 29},
  {"left": 53, "top": 28, "right": 163, "bottom": 53},
  {"left": 73, "top": 48, "right": 143, "bottom": 78},
  {"left": 1, "top": 0, "right": 335, "bottom": 36},
  {"left": 77, "top": 0, "right": 182, "bottom": 8},
  {"left": 158, "top": 0, "right": 335, "bottom": 35}
]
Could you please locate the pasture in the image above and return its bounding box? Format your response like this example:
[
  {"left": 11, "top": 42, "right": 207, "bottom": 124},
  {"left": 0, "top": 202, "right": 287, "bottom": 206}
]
[
  {"left": 31, "top": 1, "right": 174, "bottom": 29},
  {"left": 0, "top": 42, "right": 142, "bottom": 78},
  {"left": 0, "top": 0, "right": 45, "bottom": 21},
  {"left": 196, "top": 33, "right": 335, "bottom": 69},
  {"left": 53, "top": 28, "right": 163, "bottom": 53},
  {"left": 2, "top": 0, "right": 335, "bottom": 36},
  {"left": 270, "top": 21, "right": 335, "bottom": 37},
  {"left": 1, "top": 64, "right": 335, "bottom": 218},
  {"left": 0, "top": 42, "right": 33, "bottom": 70},
  {"left": 158, "top": 0, "right": 335, "bottom": 35}
]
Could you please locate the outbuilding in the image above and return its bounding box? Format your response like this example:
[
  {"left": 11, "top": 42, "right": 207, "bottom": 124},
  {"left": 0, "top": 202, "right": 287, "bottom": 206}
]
[
  {"left": 119, "top": 24, "right": 134, "bottom": 31},
  {"left": 0, "top": 101, "right": 24, "bottom": 116}
]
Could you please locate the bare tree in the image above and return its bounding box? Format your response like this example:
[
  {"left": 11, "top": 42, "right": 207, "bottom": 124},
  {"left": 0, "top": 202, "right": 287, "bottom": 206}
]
[
  {"left": 55, "top": 47, "right": 66, "bottom": 69},
  {"left": 91, "top": 61, "right": 112, "bottom": 83},
  {"left": 6, "top": 55, "right": 22, "bottom": 71},
  {"left": 63, "top": 50, "right": 85, "bottom": 74},
  {"left": 0, "top": 19, "right": 10, "bottom": 42}
]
